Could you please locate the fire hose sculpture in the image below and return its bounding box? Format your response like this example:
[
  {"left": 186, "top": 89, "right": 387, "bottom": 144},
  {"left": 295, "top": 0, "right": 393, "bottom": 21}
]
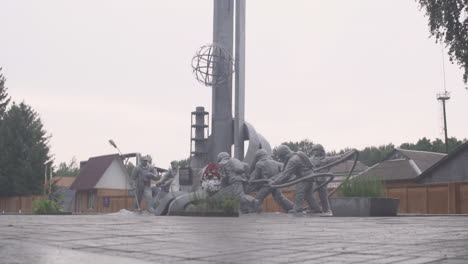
[{"left": 249, "top": 145, "right": 359, "bottom": 214}]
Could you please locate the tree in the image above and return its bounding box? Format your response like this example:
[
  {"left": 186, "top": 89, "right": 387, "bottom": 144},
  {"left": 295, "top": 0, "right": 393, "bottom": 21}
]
[
  {"left": 272, "top": 139, "right": 314, "bottom": 161},
  {"left": 0, "top": 102, "right": 51, "bottom": 196},
  {"left": 400, "top": 136, "right": 466, "bottom": 153},
  {"left": 0, "top": 68, "right": 11, "bottom": 118},
  {"left": 177, "top": 158, "right": 190, "bottom": 168},
  {"left": 53, "top": 157, "right": 80, "bottom": 177},
  {"left": 417, "top": 0, "right": 468, "bottom": 83},
  {"left": 358, "top": 144, "right": 395, "bottom": 167}
]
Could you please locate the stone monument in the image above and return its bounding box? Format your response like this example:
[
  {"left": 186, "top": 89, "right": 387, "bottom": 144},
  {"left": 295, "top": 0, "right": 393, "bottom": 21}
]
[{"left": 190, "top": 0, "right": 271, "bottom": 174}]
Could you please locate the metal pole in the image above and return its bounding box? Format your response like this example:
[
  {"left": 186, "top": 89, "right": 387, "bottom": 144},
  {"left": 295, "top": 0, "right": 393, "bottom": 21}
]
[
  {"left": 234, "top": 0, "right": 246, "bottom": 160},
  {"left": 442, "top": 99, "right": 449, "bottom": 153},
  {"left": 44, "top": 165, "right": 47, "bottom": 195},
  {"left": 211, "top": 0, "right": 234, "bottom": 162}
]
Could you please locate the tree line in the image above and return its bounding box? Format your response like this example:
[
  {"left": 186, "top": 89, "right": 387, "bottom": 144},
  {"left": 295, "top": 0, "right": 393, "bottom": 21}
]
[{"left": 273, "top": 137, "right": 467, "bottom": 167}]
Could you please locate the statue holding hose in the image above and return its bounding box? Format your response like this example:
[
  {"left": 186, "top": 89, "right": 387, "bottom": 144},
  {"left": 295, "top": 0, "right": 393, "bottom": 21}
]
[{"left": 270, "top": 144, "right": 358, "bottom": 214}]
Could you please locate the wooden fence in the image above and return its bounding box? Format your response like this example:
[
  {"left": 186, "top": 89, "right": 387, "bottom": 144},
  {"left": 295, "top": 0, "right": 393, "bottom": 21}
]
[
  {"left": 3, "top": 182, "right": 467, "bottom": 214},
  {"left": 0, "top": 195, "right": 45, "bottom": 214},
  {"left": 262, "top": 182, "right": 468, "bottom": 214},
  {"left": 386, "top": 182, "right": 468, "bottom": 214}
]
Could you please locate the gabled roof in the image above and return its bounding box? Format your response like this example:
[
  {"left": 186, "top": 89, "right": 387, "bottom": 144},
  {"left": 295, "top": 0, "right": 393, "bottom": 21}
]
[
  {"left": 49, "top": 176, "right": 76, "bottom": 188},
  {"left": 330, "top": 160, "right": 368, "bottom": 175},
  {"left": 357, "top": 159, "right": 420, "bottom": 181},
  {"left": 392, "top": 148, "right": 446, "bottom": 172},
  {"left": 70, "top": 154, "right": 120, "bottom": 190},
  {"left": 415, "top": 141, "right": 468, "bottom": 182},
  {"left": 356, "top": 149, "right": 446, "bottom": 182}
]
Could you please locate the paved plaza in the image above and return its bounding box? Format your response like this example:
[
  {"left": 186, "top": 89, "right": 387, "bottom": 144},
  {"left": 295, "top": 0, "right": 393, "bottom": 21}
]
[{"left": 1, "top": 213, "right": 467, "bottom": 264}]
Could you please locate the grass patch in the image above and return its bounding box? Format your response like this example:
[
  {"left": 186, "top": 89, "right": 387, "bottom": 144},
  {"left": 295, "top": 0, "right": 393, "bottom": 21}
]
[
  {"left": 185, "top": 196, "right": 240, "bottom": 214},
  {"left": 336, "top": 176, "right": 385, "bottom": 198}
]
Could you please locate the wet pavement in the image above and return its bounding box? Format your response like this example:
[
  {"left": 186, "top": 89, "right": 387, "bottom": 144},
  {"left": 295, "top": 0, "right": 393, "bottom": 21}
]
[{"left": 1, "top": 212, "right": 468, "bottom": 264}]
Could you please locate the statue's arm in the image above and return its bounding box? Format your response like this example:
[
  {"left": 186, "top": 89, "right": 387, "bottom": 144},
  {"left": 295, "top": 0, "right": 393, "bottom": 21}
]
[
  {"left": 272, "top": 157, "right": 297, "bottom": 184},
  {"left": 249, "top": 164, "right": 261, "bottom": 182},
  {"left": 324, "top": 154, "right": 344, "bottom": 164},
  {"left": 158, "top": 171, "right": 170, "bottom": 185},
  {"left": 148, "top": 167, "right": 161, "bottom": 181}
]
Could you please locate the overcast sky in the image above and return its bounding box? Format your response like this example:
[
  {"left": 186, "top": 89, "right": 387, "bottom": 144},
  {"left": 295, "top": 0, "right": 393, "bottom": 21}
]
[{"left": 1, "top": 0, "right": 467, "bottom": 168}]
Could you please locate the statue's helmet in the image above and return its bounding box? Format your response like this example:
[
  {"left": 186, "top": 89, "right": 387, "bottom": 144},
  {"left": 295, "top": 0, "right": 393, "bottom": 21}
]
[
  {"left": 276, "top": 145, "right": 291, "bottom": 159},
  {"left": 254, "top": 149, "right": 269, "bottom": 160},
  {"left": 170, "top": 160, "right": 178, "bottom": 167},
  {"left": 312, "top": 144, "right": 325, "bottom": 153},
  {"left": 216, "top": 152, "right": 230, "bottom": 163},
  {"left": 141, "top": 155, "right": 150, "bottom": 162}
]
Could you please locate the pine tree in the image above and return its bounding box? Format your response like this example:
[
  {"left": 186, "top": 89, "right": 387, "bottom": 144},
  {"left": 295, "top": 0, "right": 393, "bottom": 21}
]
[
  {"left": 0, "top": 68, "right": 11, "bottom": 118},
  {"left": 0, "top": 102, "right": 51, "bottom": 196}
]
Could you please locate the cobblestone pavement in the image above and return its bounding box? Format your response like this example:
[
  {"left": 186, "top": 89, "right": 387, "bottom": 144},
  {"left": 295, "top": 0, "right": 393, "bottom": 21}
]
[{"left": 1, "top": 213, "right": 467, "bottom": 264}]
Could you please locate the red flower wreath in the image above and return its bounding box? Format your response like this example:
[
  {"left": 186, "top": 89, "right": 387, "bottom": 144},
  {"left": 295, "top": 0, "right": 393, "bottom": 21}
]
[{"left": 203, "top": 163, "right": 220, "bottom": 181}]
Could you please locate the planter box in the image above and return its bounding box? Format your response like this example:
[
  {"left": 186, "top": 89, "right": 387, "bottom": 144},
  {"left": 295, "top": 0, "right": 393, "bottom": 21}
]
[
  {"left": 178, "top": 211, "right": 239, "bottom": 217},
  {"left": 330, "top": 197, "right": 399, "bottom": 217}
]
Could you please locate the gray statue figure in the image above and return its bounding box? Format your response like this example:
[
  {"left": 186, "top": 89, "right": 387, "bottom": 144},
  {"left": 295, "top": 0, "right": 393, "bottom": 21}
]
[
  {"left": 215, "top": 152, "right": 260, "bottom": 213},
  {"left": 310, "top": 144, "right": 344, "bottom": 213},
  {"left": 271, "top": 145, "right": 322, "bottom": 214},
  {"left": 131, "top": 155, "right": 160, "bottom": 211},
  {"left": 157, "top": 161, "right": 180, "bottom": 193},
  {"left": 249, "top": 149, "right": 293, "bottom": 213}
]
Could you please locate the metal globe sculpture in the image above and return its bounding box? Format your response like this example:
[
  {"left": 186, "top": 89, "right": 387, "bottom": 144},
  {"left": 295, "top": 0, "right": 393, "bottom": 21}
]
[{"left": 192, "top": 44, "right": 234, "bottom": 87}]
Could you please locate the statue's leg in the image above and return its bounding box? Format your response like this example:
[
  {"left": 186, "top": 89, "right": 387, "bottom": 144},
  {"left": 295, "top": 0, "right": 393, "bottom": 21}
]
[
  {"left": 243, "top": 182, "right": 257, "bottom": 194},
  {"left": 143, "top": 186, "right": 154, "bottom": 213},
  {"left": 235, "top": 182, "right": 260, "bottom": 213},
  {"left": 254, "top": 186, "right": 272, "bottom": 213},
  {"left": 271, "top": 189, "right": 293, "bottom": 212},
  {"left": 292, "top": 181, "right": 308, "bottom": 213},
  {"left": 255, "top": 186, "right": 271, "bottom": 203},
  {"left": 135, "top": 187, "right": 143, "bottom": 210},
  {"left": 153, "top": 189, "right": 168, "bottom": 211},
  {"left": 216, "top": 182, "right": 259, "bottom": 213},
  {"left": 317, "top": 181, "right": 330, "bottom": 212},
  {"left": 305, "top": 182, "right": 322, "bottom": 213}
]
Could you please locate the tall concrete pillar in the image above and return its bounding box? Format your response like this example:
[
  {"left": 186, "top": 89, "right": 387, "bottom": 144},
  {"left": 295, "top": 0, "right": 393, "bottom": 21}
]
[
  {"left": 234, "top": 0, "right": 246, "bottom": 160},
  {"left": 210, "top": 0, "right": 234, "bottom": 162}
]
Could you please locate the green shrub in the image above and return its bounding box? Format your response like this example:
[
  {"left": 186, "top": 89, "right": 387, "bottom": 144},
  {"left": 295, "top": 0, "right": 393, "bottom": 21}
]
[
  {"left": 337, "top": 176, "right": 385, "bottom": 198},
  {"left": 32, "top": 198, "right": 61, "bottom": 214},
  {"left": 186, "top": 196, "right": 239, "bottom": 214},
  {"left": 219, "top": 196, "right": 240, "bottom": 214}
]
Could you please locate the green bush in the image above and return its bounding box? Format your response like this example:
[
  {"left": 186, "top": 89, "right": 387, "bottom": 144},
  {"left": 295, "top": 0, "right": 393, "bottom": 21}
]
[
  {"left": 186, "top": 196, "right": 239, "bottom": 214},
  {"left": 337, "top": 176, "right": 385, "bottom": 198},
  {"left": 32, "top": 198, "right": 61, "bottom": 214},
  {"left": 219, "top": 196, "right": 240, "bottom": 214}
]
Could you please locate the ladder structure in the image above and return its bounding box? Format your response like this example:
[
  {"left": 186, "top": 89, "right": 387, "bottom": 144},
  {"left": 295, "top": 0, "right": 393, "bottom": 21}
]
[{"left": 190, "top": 107, "right": 209, "bottom": 166}]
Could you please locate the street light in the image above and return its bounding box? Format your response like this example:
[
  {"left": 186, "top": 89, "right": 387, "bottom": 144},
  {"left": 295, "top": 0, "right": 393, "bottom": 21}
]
[
  {"left": 108, "top": 139, "right": 140, "bottom": 210},
  {"left": 44, "top": 159, "right": 53, "bottom": 195},
  {"left": 109, "top": 139, "right": 123, "bottom": 156}
]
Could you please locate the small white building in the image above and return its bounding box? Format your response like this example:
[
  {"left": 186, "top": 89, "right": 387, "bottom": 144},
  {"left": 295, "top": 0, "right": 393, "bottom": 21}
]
[{"left": 70, "top": 154, "right": 132, "bottom": 214}]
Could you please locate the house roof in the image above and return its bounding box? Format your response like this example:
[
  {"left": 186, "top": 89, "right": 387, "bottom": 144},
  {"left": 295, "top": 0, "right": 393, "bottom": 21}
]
[
  {"left": 393, "top": 148, "right": 446, "bottom": 172},
  {"left": 356, "top": 149, "right": 446, "bottom": 182},
  {"left": 415, "top": 141, "right": 468, "bottom": 183},
  {"left": 357, "top": 159, "right": 419, "bottom": 181},
  {"left": 49, "top": 176, "right": 76, "bottom": 187},
  {"left": 70, "top": 154, "right": 120, "bottom": 190},
  {"left": 330, "top": 160, "right": 368, "bottom": 175}
]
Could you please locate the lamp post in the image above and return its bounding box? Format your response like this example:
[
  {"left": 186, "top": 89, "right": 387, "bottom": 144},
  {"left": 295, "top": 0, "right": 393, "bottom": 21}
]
[
  {"left": 108, "top": 139, "right": 137, "bottom": 210},
  {"left": 44, "top": 159, "right": 53, "bottom": 195},
  {"left": 109, "top": 139, "right": 123, "bottom": 156}
]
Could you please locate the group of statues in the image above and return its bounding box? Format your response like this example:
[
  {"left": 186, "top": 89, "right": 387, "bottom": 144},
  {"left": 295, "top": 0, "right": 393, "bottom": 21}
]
[
  {"left": 216, "top": 143, "right": 344, "bottom": 214},
  {"left": 130, "top": 143, "right": 351, "bottom": 215},
  {"left": 130, "top": 157, "right": 180, "bottom": 213}
]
